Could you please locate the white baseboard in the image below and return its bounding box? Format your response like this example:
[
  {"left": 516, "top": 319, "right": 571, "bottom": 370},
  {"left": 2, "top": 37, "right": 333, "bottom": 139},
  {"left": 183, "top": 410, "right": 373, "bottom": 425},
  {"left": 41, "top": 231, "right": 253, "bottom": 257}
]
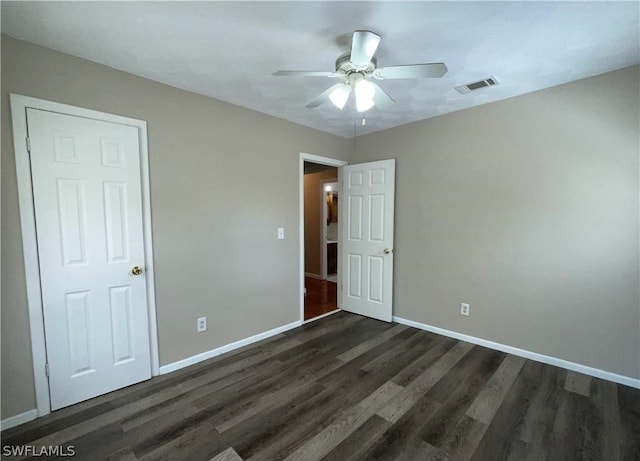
[
  {"left": 159, "top": 320, "right": 302, "bottom": 375},
  {"left": 393, "top": 316, "right": 640, "bottom": 390},
  {"left": 1, "top": 409, "right": 38, "bottom": 431},
  {"left": 304, "top": 272, "right": 323, "bottom": 280}
]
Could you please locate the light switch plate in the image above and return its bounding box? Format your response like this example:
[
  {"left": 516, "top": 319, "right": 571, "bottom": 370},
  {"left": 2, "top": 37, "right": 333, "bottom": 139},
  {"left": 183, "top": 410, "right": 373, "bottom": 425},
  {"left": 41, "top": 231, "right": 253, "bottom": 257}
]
[{"left": 277, "top": 227, "right": 285, "bottom": 240}]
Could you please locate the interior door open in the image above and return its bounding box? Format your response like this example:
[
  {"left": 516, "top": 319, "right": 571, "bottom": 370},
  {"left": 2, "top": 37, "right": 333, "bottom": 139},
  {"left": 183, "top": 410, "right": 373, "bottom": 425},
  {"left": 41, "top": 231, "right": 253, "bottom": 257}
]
[{"left": 340, "top": 159, "right": 395, "bottom": 322}]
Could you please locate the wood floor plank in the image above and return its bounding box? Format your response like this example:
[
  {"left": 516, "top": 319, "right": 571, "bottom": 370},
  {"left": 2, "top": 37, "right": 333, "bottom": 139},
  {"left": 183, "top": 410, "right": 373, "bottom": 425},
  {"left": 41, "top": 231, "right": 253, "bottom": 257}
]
[
  {"left": 425, "top": 415, "right": 487, "bottom": 461},
  {"left": 377, "top": 341, "right": 475, "bottom": 423},
  {"left": 2, "top": 312, "right": 638, "bottom": 461},
  {"left": 336, "top": 323, "right": 409, "bottom": 363},
  {"left": 616, "top": 384, "right": 640, "bottom": 461},
  {"left": 242, "top": 367, "right": 405, "bottom": 461},
  {"left": 518, "top": 362, "right": 564, "bottom": 447},
  {"left": 591, "top": 378, "right": 621, "bottom": 461},
  {"left": 390, "top": 335, "right": 457, "bottom": 387},
  {"left": 64, "top": 422, "right": 127, "bottom": 461},
  {"left": 213, "top": 378, "right": 323, "bottom": 433},
  {"left": 224, "top": 381, "right": 347, "bottom": 460},
  {"left": 506, "top": 439, "right": 547, "bottom": 461},
  {"left": 564, "top": 370, "right": 593, "bottom": 397},
  {"left": 209, "top": 447, "right": 244, "bottom": 461},
  {"left": 418, "top": 347, "right": 505, "bottom": 448},
  {"left": 320, "top": 415, "right": 392, "bottom": 461},
  {"left": 469, "top": 360, "right": 543, "bottom": 461},
  {"left": 358, "top": 394, "right": 442, "bottom": 460},
  {"left": 422, "top": 346, "right": 505, "bottom": 405},
  {"left": 465, "top": 354, "right": 526, "bottom": 424},
  {"left": 139, "top": 421, "right": 220, "bottom": 461},
  {"left": 389, "top": 436, "right": 430, "bottom": 461},
  {"left": 317, "top": 328, "right": 420, "bottom": 388},
  {"left": 120, "top": 354, "right": 290, "bottom": 431},
  {"left": 282, "top": 380, "right": 404, "bottom": 461},
  {"left": 361, "top": 330, "right": 429, "bottom": 374},
  {"left": 240, "top": 389, "right": 357, "bottom": 460},
  {"left": 546, "top": 389, "right": 605, "bottom": 461}
]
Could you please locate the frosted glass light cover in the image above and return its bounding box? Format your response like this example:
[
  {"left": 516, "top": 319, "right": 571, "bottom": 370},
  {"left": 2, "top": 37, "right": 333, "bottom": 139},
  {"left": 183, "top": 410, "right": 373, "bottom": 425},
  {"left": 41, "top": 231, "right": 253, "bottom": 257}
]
[
  {"left": 329, "top": 85, "right": 351, "bottom": 109},
  {"left": 355, "top": 79, "right": 375, "bottom": 112}
]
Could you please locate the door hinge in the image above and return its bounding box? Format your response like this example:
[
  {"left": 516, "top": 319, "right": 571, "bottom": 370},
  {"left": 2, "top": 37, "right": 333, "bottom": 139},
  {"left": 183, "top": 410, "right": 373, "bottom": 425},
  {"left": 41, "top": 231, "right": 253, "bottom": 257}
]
[
  {"left": 45, "top": 363, "right": 49, "bottom": 377},
  {"left": 26, "top": 137, "right": 31, "bottom": 153}
]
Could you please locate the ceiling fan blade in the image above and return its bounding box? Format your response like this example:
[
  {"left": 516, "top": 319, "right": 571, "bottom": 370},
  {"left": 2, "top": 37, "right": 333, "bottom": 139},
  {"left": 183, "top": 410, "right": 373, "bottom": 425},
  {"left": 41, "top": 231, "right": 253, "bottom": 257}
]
[
  {"left": 306, "top": 83, "right": 344, "bottom": 108},
  {"left": 351, "top": 30, "right": 381, "bottom": 66},
  {"left": 372, "top": 83, "right": 395, "bottom": 110},
  {"left": 272, "top": 70, "right": 338, "bottom": 77},
  {"left": 375, "top": 63, "right": 448, "bottom": 79}
]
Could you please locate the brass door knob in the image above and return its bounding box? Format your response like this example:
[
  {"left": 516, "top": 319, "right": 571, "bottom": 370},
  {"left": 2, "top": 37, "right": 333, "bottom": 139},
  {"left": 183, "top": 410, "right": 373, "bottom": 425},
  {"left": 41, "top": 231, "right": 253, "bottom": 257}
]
[
  {"left": 131, "top": 266, "right": 143, "bottom": 276},
  {"left": 383, "top": 248, "right": 393, "bottom": 255}
]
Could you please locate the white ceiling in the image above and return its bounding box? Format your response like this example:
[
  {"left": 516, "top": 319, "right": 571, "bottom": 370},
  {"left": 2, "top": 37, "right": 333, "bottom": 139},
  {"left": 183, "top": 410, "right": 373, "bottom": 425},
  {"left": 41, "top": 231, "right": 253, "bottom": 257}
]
[{"left": 2, "top": 1, "right": 638, "bottom": 138}]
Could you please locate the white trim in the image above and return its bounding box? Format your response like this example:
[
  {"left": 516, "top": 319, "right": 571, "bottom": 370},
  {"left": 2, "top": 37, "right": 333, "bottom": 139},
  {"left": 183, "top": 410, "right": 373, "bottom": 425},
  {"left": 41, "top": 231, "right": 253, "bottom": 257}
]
[
  {"left": 9, "top": 94, "right": 160, "bottom": 419},
  {"left": 304, "top": 272, "right": 323, "bottom": 280},
  {"left": 1, "top": 409, "right": 38, "bottom": 431},
  {"left": 393, "top": 316, "right": 640, "bottom": 389},
  {"left": 303, "top": 308, "right": 341, "bottom": 324},
  {"left": 299, "top": 153, "right": 347, "bottom": 323},
  {"left": 159, "top": 320, "right": 302, "bottom": 374}
]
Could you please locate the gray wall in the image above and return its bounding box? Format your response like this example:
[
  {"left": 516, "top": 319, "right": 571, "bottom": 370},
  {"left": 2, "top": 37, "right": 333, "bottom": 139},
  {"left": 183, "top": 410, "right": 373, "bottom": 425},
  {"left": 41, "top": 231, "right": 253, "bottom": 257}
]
[
  {"left": 1, "top": 36, "right": 350, "bottom": 419},
  {"left": 352, "top": 66, "right": 640, "bottom": 379}
]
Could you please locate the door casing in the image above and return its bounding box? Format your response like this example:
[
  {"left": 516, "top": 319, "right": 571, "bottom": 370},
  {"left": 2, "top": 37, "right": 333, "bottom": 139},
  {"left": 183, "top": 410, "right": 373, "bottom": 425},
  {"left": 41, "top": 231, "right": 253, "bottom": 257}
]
[{"left": 10, "top": 94, "right": 160, "bottom": 417}]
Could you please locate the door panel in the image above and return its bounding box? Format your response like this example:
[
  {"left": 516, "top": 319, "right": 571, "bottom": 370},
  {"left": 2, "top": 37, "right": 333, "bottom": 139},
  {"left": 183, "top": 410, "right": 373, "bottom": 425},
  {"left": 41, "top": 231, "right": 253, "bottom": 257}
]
[
  {"left": 341, "top": 159, "right": 395, "bottom": 322},
  {"left": 28, "top": 108, "right": 151, "bottom": 410}
]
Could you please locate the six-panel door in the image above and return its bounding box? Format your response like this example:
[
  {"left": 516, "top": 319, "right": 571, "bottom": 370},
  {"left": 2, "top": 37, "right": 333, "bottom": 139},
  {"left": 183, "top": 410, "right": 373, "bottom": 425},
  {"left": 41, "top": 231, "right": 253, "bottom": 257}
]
[
  {"left": 28, "top": 108, "right": 151, "bottom": 410},
  {"left": 340, "top": 159, "right": 395, "bottom": 322}
]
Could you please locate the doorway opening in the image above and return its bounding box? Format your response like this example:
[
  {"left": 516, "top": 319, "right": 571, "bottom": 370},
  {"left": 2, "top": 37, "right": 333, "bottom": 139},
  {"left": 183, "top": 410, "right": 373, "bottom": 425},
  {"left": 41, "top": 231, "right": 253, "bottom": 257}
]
[{"left": 299, "top": 153, "right": 347, "bottom": 322}]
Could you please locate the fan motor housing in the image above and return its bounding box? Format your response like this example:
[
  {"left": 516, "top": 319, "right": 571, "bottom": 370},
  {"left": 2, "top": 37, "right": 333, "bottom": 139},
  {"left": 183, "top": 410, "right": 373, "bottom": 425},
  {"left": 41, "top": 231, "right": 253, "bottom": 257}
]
[{"left": 335, "top": 52, "right": 377, "bottom": 77}]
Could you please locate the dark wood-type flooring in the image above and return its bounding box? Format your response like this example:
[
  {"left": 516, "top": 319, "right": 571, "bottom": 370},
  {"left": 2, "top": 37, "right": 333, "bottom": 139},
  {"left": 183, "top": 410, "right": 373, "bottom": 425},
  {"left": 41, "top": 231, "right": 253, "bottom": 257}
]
[
  {"left": 2, "top": 311, "right": 639, "bottom": 460},
  {"left": 304, "top": 277, "right": 337, "bottom": 320}
]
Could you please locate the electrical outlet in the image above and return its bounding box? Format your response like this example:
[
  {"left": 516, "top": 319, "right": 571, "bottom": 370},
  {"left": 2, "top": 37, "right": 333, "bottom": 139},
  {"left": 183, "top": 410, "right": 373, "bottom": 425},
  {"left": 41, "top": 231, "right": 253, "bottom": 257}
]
[
  {"left": 197, "top": 317, "right": 207, "bottom": 332},
  {"left": 460, "top": 303, "right": 470, "bottom": 317}
]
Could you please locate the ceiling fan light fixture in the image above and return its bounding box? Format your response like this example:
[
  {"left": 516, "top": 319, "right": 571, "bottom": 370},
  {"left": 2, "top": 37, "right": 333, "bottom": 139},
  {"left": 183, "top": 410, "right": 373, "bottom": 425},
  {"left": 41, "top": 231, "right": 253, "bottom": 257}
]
[
  {"left": 329, "top": 84, "right": 351, "bottom": 109},
  {"left": 355, "top": 79, "right": 375, "bottom": 112}
]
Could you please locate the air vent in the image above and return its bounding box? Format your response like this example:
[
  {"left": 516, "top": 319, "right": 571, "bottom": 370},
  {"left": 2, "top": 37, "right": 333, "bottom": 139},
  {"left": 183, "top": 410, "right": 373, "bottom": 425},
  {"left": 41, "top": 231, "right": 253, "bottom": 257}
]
[{"left": 455, "top": 77, "right": 499, "bottom": 94}]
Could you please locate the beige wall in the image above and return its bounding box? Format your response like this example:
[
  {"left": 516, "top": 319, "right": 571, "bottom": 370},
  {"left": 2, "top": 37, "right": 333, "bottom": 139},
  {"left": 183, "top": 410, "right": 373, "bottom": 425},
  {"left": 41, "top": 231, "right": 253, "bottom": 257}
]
[
  {"left": 0, "top": 36, "right": 350, "bottom": 419},
  {"left": 304, "top": 168, "right": 338, "bottom": 276},
  {"left": 2, "top": 35, "right": 638, "bottom": 422},
  {"left": 352, "top": 66, "right": 640, "bottom": 379}
]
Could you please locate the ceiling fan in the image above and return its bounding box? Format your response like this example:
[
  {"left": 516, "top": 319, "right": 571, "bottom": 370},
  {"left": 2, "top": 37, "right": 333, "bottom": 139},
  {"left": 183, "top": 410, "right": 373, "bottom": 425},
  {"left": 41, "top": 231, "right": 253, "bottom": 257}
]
[{"left": 273, "top": 30, "right": 447, "bottom": 112}]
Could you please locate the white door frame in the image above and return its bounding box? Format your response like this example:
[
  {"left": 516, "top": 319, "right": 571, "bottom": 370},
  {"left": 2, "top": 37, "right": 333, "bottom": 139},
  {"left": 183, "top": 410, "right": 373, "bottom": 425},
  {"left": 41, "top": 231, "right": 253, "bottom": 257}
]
[
  {"left": 299, "top": 153, "right": 347, "bottom": 323},
  {"left": 321, "top": 181, "right": 339, "bottom": 281},
  {"left": 10, "top": 94, "right": 160, "bottom": 417}
]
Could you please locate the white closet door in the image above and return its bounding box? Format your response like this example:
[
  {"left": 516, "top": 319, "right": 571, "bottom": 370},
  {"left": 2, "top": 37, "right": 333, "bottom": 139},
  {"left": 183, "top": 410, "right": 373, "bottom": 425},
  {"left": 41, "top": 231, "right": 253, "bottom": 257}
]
[{"left": 28, "top": 108, "right": 151, "bottom": 410}]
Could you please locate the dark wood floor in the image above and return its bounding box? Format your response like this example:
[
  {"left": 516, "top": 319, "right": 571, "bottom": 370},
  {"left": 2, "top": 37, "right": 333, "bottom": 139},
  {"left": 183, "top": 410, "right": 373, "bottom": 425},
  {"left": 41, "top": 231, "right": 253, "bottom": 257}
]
[
  {"left": 2, "top": 311, "right": 638, "bottom": 460},
  {"left": 304, "top": 276, "right": 337, "bottom": 320}
]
